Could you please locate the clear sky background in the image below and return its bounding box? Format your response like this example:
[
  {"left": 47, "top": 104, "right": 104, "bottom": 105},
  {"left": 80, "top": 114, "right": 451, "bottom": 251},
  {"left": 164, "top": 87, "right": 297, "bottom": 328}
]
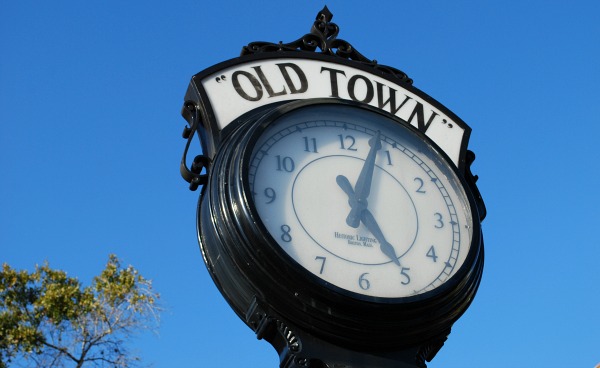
[{"left": 1, "top": 1, "right": 599, "bottom": 367}]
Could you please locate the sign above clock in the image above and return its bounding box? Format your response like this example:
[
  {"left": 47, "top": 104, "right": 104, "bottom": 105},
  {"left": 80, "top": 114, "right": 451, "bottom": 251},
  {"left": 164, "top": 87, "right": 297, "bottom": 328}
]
[{"left": 187, "top": 55, "right": 471, "bottom": 171}]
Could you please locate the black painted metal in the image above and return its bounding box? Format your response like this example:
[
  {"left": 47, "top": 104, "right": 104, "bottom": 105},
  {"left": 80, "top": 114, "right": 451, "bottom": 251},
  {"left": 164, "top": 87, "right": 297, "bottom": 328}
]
[
  {"left": 241, "top": 6, "right": 413, "bottom": 85},
  {"left": 179, "top": 101, "right": 208, "bottom": 191}
]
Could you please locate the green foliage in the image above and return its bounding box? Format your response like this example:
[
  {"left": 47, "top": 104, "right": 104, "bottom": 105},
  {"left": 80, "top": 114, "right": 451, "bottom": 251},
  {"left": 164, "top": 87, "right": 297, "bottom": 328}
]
[{"left": 0, "top": 255, "right": 160, "bottom": 367}]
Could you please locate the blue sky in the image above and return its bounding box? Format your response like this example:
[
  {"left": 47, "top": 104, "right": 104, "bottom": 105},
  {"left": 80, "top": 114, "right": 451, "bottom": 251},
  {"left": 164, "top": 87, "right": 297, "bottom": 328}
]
[{"left": 1, "top": 1, "right": 599, "bottom": 367}]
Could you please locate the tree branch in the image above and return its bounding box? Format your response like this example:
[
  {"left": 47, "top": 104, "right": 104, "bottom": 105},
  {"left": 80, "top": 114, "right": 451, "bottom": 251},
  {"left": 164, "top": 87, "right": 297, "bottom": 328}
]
[{"left": 37, "top": 337, "right": 80, "bottom": 365}]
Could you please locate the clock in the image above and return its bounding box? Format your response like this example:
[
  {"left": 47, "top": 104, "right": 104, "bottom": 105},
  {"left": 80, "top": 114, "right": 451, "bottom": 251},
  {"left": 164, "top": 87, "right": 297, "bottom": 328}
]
[
  {"left": 248, "top": 101, "right": 474, "bottom": 299},
  {"left": 196, "top": 98, "right": 484, "bottom": 359},
  {"left": 179, "top": 7, "right": 486, "bottom": 366}
]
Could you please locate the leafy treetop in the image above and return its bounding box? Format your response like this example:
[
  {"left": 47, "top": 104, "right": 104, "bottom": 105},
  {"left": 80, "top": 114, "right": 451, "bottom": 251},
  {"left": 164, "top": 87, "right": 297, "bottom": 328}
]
[{"left": 0, "top": 255, "right": 160, "bottom": 368}]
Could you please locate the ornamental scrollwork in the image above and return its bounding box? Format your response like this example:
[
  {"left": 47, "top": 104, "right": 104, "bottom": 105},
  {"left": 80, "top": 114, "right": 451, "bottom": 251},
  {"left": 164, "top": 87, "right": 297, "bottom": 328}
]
[{"left": 241, "top": 6, "right": 413, "bottom": 85}]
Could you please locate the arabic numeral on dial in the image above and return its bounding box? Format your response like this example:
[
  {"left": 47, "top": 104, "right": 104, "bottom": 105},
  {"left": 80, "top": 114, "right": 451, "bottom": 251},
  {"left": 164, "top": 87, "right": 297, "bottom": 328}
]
[
  {"left": 400, "top": 267, "right": 411, "bottom": 285},
  {"left": 264, "top": 187, "right": 276, "bottom": 204},
  {"left": 338, "top": 134, "right": 357, "bottom": 151},
  {"left": 434, "top": 213, "right": 444, "bottom": 228},
  {"left": 426, "top": 245, "right": 438, "bottom": 262},
  {"left": 303, "top": 136, "right": 318, "bottom": 153},
  {"left": 385, "top": 150, "right": 392, "bottom": 165},
  {"left": 358, "top": 272, "right": 371, "bottom": 290},
  {"left": 315, "top": 256, "right": 326, "bottom": 274},
  {"left": 275, "top": 155, "right": 295, "bottom": 172},
  {"left": 414, "top": 177, "right": 426, "bottom": 193},
  {"left": 280, "top": 225, "right": 292, "bottom": 242}
]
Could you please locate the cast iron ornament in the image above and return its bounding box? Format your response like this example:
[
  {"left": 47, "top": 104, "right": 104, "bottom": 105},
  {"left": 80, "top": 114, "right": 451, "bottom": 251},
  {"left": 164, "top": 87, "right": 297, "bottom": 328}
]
[
  {"left": 180, "top": 7, "right": 486, "bottom": 368},
  {"left": 241, "top": 6, "right": 413, "bottom": 85}
]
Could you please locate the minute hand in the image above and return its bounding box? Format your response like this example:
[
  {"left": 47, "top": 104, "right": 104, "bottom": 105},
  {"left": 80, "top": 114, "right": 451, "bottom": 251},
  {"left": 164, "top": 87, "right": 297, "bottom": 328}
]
[
  {"left": 346, "top": 131, "right": 382, "bottom": 228},
  {"left": 360, "top": 209, "right": 401, "bottom": 266}
]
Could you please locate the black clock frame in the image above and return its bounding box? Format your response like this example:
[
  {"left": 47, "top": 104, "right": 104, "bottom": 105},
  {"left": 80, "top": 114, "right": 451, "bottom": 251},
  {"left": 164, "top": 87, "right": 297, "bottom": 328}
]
[
  {"left": 197, "top": 98, "right": 484, "bottom": 368},
  {"left": 180, "top": 7, "right": 487, "bottom": 368}
]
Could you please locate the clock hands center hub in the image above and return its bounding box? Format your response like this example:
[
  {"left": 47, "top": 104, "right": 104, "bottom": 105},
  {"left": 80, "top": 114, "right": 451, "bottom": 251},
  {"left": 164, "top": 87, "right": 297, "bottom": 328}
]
[{"left": 336, "top": 174, "right": 401, "bottom": 266}]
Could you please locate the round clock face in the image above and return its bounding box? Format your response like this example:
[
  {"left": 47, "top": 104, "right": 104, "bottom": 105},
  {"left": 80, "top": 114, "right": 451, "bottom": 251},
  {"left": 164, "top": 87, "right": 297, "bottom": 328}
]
[{"left": 247, "top": 103, "right": 473, "bottom": 298}]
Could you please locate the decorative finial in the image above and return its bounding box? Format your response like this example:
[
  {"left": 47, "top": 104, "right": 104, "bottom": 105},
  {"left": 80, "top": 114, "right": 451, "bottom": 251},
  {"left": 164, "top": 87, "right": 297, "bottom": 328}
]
[
  {"left": 240, "top": 7, "right": 413, "bottom": 85},
  {"left": 316, "top": 6, "right": 333, "bottom": 23}
]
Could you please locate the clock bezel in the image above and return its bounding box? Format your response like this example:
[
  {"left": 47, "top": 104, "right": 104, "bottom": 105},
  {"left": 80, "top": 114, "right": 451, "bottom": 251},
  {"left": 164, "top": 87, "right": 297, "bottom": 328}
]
[
  {"left": 237, "top": 98, "right": 482, "bottom": 303},
  {"left": 198, "top": 98, "right": 483, "bottom": 350},
  {"left": 194, "top": 98, "right": 484, "bottom": 349}
]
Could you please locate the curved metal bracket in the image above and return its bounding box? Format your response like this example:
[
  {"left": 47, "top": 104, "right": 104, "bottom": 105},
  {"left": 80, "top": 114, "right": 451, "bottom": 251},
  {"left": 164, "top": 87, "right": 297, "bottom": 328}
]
[
  {"left": 180, "top": 101, "right": 210, "bottom": 191},
  {"left": 465, "top": 150, "right": 486, "bottom": 221},
  {"left": 241, "top": 6, "right": 413, "bottom": 85}
]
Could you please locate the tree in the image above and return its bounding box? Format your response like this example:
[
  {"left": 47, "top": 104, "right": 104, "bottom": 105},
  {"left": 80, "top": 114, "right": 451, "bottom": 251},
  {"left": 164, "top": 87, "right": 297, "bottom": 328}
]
[{"left": 0, "top": 255, "right": 160, "bottom": 368}]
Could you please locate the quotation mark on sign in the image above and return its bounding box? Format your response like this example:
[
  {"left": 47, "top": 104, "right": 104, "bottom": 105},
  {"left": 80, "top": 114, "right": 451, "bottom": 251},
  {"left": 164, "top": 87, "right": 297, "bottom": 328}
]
[
  {"left": 215, "top": 75, "right": 227, "bottom": 83},
  {"left": 441, "top": 118, "right": 453, "bottom": 129}
]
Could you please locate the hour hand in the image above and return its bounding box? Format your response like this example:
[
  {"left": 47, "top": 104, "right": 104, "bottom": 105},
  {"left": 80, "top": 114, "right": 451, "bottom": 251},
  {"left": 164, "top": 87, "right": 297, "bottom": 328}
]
[{"left": 336, "top": 175, "right": 365, "bottom": 215}]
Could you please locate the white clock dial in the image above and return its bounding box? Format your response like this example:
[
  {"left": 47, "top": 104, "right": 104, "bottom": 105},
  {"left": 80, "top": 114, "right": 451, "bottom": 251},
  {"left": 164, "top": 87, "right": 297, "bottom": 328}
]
[{"left": 248, "top": 104, "right": 473, "bottom": 298}]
